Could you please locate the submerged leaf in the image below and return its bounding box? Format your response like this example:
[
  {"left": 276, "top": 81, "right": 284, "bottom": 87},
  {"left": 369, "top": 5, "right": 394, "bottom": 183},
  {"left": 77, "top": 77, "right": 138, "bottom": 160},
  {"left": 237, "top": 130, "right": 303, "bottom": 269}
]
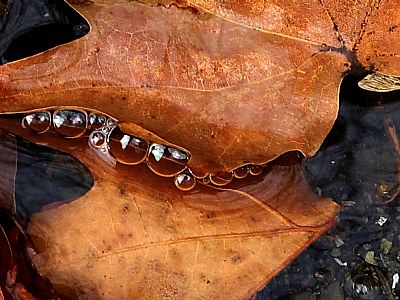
[
  {"left": 0, "top": 122, "right": 339, "bottom": 299},
  {"left": 28, "top": 146, "right": 338, "bottom": 299}
]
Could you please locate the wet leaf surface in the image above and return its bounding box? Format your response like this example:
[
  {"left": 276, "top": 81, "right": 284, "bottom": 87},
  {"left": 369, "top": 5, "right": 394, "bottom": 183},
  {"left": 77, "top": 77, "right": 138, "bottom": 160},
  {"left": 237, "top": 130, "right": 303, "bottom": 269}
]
[
  {"left": 0, "top": 0, "right": 351, "bottom": 175},
  {"left": 1, "top": 1, "right": 399, "bottom": 175},
  {"left": 0, "top": 121, "right": 338, "bottom": 299}
]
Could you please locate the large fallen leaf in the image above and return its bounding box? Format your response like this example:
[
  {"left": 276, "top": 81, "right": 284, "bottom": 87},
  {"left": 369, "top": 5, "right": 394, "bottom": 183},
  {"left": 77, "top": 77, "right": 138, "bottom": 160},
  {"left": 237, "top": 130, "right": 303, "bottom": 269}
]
[
  {"left": 0, "top": 0, "right": 349, "bottom": 175},
  {"left": 0, "top": 1, "right": 399, "bottom": 175},
  {"left": 0, "top": 121, "right": 338, "bottom": 299}
]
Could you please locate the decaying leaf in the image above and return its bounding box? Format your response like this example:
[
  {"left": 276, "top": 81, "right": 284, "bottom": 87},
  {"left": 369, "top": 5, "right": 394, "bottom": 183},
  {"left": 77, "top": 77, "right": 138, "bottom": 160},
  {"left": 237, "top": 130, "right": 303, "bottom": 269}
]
[
  {"left": 0, "top": 122, "right": 339, "bottom": 299},
  {"left": 0, "top": 208, "right": 59, "bottom": 299},
  {"left": 28, "top": 164, "right": 337, "bottom": 299},
  {"left": 0, "top": 129, "right": 16, "bottom": 212},
  {"left": 358, "top": 73, "right": 400, "bottom": 92}
]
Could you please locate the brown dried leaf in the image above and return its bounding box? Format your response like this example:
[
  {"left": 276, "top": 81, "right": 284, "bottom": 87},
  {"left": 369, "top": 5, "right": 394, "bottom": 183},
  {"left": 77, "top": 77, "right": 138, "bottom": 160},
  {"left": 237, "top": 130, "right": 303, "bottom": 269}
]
[
  {"left": 2, "top": 0, "right": 399, "bottom": 298},
  {"left": 27, "top": 137, "right": 338, "bottom": 299},
  {"left": 0, "top": 0, "right": 352, "bottom": 175},
  {"left": 0, "top": 121, "right": 338, "bottom": 299},
  {"left": 1, "top": 1, "right": 399, "bottom": 174},
  {"left": 355, "top": 1, "right": 400, "bottom": 74}
]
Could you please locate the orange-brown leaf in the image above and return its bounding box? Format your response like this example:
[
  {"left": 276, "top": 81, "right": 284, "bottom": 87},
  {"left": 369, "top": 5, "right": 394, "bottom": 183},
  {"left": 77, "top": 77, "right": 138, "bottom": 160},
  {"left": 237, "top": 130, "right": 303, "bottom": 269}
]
[
  {"left": 0, "top": 121, "right": 338, "bottom": 299},
  {"left": 0, "top": 0, "right": 351, "bottom": 175},
  {"left": 1, "top": 1, "right": 399, "bottom": 174},
  {"left": 27, "top": 138, "right": 338, "bottom": 299}
]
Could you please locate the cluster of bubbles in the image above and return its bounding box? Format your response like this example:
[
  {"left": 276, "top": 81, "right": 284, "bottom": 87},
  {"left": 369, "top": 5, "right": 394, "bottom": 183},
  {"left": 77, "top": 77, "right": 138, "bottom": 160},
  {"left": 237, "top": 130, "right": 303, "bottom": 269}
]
[{"left": 22, "top": 109, "right": 266, "bottom": 191}]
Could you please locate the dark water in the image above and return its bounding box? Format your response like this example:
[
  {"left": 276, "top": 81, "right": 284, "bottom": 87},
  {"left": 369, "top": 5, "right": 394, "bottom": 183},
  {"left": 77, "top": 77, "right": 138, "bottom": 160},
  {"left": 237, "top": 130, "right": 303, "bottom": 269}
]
[
  {"left": 1, "top": 1, "right": 400, "bottom": 299},
  {"left": 257, "top": 77, "right": 400, "bottom": 299},
  {"left": 0, "top": 0, "right": 88, "bottom": 64},
  {"left": 15, "top": 137, "right": 94, "bottom": 225}
]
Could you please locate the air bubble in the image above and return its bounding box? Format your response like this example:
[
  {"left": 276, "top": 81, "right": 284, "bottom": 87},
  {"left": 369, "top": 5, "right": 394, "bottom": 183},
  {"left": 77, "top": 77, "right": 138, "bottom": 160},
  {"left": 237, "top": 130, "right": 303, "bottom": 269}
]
[
  {"left": 53, "top": 110, "right": 87, "bottom": 138},
  {"left": 175, "top": 171, "right": 196, "bottom": 191},
  {"left": 146, "top": 143, "right": 190, "bottom": 177},
  {"left": 108, "top": 127, "right": 148, "bottom": 165},
  {"left": 202, "top": 176, "right": 211, "bottom": 185},
  {"left": 22, "top": 111, "right": 51, "bottom": 133},
  {"left": 107, "top": 118, "right": 117, "bottom": 126},
  {"left": 249, "top": 165, "right": 264, "bottom": 176},
  {"left": 101, "top": 124, "right": 113, "bottom": 135},
  {"left": 234, "top": 166, "right": 249, "bottom": 179},
  {"left": 150, "top": 144, "right": 166, "bottom": 162},
  {"left": 210, "top": 172, "right": 233, "bottom": 186},
  {"left": 344, "top": 264, "right": 391, "bottom": 300},
  {"left": 88, "top": 113, "right": 107, "bottom": 130},
  {"left": 89, "top": 131, "right": 106, "bottom": 148}
]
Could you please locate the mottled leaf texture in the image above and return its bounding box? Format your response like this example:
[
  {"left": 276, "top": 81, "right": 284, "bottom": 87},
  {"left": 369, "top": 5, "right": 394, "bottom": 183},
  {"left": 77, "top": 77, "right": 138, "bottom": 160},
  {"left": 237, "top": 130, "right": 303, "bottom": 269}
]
[
  {"left": 0, "top": 0, "right": 399, "bottom": 299},
  {"left": 0, "top": 122, "right": 338, "bottom": 300}
]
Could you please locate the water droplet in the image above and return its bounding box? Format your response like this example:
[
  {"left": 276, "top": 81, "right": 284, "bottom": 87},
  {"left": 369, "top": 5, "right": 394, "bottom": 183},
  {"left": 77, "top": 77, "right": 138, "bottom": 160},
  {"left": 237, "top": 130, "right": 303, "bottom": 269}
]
[
  {"left": 89, "top": 131, "right": 106, "bottom": 148},
  {"left": 146, "top": 144, "right": 190, "bottom": 177},
  {"left": 202, "top": 176, "right": 211, "bottom": 185},
  {"left": 88, "top": 113, "right": 107, "bottom": 130},
  {"left": 22, "top": 111, "right": 51, "bottom": 133},
  {"left": 168, "top": 147, "right": 188, "bottom": 160},
  {"left": 150, "top": 144, "right": 166, "bottom": 162},
  {"left": 234, "top": 166, "right": 249, "bottom": 179},
  {"left": 175, "top": 170, "right": 196, "bottom": 191},
  {"left": 108, "top": 127, "right": 148, "bottom": 165},
  {"left": 210, "top": 172, "right": 233, "bottom": 186},
  {"left": 107, "top": 118, "right": 117, "bottom": 126},
  {"left": 53, "top": 110, "right": 87, "bottom": 138},
  {"left": 344, "top": 264, "right": 392, "bottom": 300},
  {"left": 101, "top": 124, "right": 113, "bottom": 135},
  {"left": 249, "top": 165, "right": 264, "bottom": 176}
]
